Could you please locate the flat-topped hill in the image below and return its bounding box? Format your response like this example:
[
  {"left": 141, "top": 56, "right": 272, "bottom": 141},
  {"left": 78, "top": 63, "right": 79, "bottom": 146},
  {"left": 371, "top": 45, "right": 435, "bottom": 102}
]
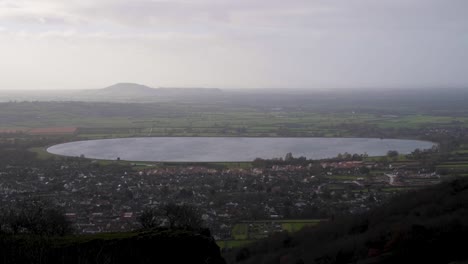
[
  {"left": 93, "top": 83, "right": 159, "bottom": 97},
  {"left": 87, "top": 83, "right": 222, "bottom": 98}
]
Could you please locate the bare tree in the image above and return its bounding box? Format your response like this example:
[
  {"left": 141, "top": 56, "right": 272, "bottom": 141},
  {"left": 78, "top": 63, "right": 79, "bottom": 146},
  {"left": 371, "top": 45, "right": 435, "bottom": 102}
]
[
  {"left": 138, "top": 208, "right": 161, "bottom": 229},
  {"left": 0, "top": 200, "right": 72, "bottom": 236},
  {"left": 163, "top": 203, "right": 203, "bottom": 229}
]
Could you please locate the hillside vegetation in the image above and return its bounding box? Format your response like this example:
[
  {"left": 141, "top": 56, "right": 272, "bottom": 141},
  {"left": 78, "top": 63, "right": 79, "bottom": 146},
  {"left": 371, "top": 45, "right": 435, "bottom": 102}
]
[
  {"left": 0, "top": 228, "right": 225, "bottom": 264},
  {"left": 227, "top": 178, "right": 468, "bottom": 264}
]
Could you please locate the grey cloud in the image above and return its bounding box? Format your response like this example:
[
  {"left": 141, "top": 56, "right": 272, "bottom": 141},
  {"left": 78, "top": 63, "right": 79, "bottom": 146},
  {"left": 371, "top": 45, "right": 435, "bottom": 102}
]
[
  {"left": 1, "top": 0, "right": 468, "bottom": 90},
  {"left": 3, "top": 0, "right": 468, "bottom": 36}
]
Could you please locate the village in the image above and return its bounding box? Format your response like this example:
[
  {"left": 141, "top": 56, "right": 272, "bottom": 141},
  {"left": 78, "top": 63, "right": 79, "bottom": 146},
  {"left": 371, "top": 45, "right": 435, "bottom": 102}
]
[{"left": 0, "top": 145, "right": 444, "bottom": 240}]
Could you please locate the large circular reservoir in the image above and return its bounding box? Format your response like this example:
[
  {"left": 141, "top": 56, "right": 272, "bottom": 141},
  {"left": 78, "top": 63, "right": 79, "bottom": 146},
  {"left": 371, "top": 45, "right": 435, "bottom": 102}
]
[{"left": 47, "top": 137, "right": 435, "bottom": 162}]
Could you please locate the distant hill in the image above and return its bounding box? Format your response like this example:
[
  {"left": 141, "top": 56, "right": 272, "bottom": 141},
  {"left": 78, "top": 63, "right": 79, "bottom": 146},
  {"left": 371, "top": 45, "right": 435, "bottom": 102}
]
[
  {"left": 85, "top": 83, "right": 222, "bottom": 98},
  {"left": 229, "top": 178, "right": 468, "bottom": 264},
  {"left": 91, "top": 83, "right": 159, "bottom": 97}
]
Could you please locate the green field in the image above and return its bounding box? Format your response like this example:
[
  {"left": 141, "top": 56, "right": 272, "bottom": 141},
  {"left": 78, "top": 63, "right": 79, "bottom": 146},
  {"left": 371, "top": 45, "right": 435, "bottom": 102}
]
[
  {"left": 29, "top": 147, "right": 55, "bottom": 160},
  {"left": 281, "top": 220, "right": 321, "bottom": 233},
  {"left": 232, "top": 223, "right": 249, "bottom": 240},
  {"left": 217, "top": 240, "right": 255, "bottom": 249},
  {"left": 2, "top": 101, "right": 468, "bottom": 140},
  {"left": 437, "top": 164, "right": 468, "bottom": 168},
  {"left": 451, "top": 149, "right": 468, "bottom": 154},
  {"left": 229, "top": 219, "right": 324, "bottom": 247}
]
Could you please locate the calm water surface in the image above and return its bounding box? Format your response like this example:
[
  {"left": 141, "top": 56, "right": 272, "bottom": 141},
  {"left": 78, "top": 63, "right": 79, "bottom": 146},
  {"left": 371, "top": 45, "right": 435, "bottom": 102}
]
[{"left": 47, "top": 137, "right": 435, "bottom": 162}]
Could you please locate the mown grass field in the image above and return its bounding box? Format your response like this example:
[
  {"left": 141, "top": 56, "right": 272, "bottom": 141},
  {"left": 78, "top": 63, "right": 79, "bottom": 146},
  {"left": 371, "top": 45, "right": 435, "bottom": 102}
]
[
  {"left": 223, "top": 219, "right": 324, "bottom": 248},
  {"left": 217, "top": 240, "right": 255, "bottom": 249},
  {"left": 281, "top": 220, "right": 321, "bottom": 233},
  {"left": 29, "top": 147, "right": 56, "bottom": 160},
  {"left": 437, "top": 160, "right": 468, "bottom": 172}
]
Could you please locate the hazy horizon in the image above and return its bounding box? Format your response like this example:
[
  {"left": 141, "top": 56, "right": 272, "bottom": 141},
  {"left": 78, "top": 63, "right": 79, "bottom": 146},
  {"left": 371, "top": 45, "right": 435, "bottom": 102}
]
[
  {"left": 1, "top": 84, "right": 468, "bottom": 93},
  {"left": 1, "top": 0, "right": 468, "bottom": 91}
]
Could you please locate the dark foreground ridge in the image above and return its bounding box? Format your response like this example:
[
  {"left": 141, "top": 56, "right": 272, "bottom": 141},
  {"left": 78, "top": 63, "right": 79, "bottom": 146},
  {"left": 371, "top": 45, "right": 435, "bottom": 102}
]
[
  {"left": 0, "top": 228, "right": 225, "bottom": 264},
  {"left": 227, "top": 178, "right": 468, "bottom": 264}
]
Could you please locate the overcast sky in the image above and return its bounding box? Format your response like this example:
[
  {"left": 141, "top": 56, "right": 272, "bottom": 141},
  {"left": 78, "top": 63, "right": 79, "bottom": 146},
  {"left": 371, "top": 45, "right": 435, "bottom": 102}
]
[{"left": 0, "top": 0, "right": 467, "bottom": 90}]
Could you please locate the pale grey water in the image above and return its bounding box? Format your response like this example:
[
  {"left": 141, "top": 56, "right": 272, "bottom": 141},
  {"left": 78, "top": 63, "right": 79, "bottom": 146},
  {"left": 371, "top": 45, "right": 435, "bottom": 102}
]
[{"left": 47, "top": 137, "right": 435, "bottom": 162}]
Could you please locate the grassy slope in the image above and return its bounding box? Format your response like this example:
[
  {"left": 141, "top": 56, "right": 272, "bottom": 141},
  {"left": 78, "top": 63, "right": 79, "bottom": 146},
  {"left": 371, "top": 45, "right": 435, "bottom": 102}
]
[{"left": 229, "top": 178, "right": 468, "bottom": 264}]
